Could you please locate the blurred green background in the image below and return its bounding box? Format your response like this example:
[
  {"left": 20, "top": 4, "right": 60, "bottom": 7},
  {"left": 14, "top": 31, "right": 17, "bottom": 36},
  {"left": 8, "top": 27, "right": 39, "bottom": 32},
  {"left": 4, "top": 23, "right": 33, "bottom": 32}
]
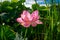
[{"left": 0, "top": 0, "right": 60, "bottom": 40}]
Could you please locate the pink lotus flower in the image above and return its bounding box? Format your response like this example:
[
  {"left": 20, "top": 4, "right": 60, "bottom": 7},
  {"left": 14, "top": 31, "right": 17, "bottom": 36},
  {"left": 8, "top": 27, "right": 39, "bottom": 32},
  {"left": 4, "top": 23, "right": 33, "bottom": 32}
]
[{"left": 16, "top": 10, "right": 43, "bottom": 28}]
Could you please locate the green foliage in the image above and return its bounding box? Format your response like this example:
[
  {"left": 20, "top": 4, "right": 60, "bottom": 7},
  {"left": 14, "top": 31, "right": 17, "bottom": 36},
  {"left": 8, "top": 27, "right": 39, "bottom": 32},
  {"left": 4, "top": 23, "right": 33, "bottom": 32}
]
[
  {"left": 0, "top": 25, "right": 15, "bottom": 40},
  {"left": 11, "top": 0, "right": 18, "bottom": 2},
  {"left": 0, "top": 0, "right": 60, "bottom": 40}
]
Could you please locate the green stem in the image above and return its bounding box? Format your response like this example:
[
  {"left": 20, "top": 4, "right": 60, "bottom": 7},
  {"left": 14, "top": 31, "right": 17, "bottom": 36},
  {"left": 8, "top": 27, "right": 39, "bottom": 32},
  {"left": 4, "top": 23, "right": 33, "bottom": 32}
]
[
  {"left": 51, "top": 13, "right": 53, "bottom": 31},
  {"left": 24, "top": 28, "right": 28, "bottom": 40}
]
